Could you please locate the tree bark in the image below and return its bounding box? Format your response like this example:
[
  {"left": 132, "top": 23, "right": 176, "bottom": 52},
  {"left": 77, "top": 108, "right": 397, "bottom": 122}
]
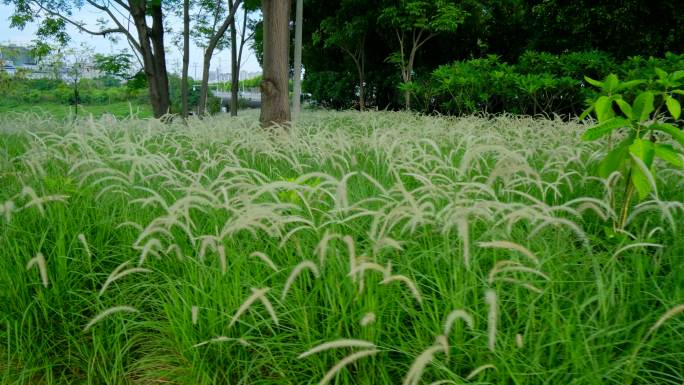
[
  {"left": 181, "top": 0, "right": 190, "bottom": 118},
  {"left": 129, "top": 1, "right": 170, "bottom": 118},
  {"left": 292, "top": 0, "right": 303, "bottom": 119},
  {"left": 260, "top": 0, "right": 291, "bottom": 128},
  {"left": 229, "top": 0, "right": 239, "bottom": 116}
]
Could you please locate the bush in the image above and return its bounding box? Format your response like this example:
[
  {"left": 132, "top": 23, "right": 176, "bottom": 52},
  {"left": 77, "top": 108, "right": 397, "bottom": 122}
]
[
  {"left": 424, "top": 51, "right": 683, "bottom": 117},
  {"left": 206, "top": 95, "right": 221, "bottom": 115},
  {"left": 303, "top": 71, "right": 358, "bottom": 110}
]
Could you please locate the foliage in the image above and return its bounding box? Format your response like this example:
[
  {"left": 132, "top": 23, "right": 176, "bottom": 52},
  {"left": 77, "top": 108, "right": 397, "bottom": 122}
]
[
  {"left": 581, "top": 70, "right": 684, "bottom": 228},
  {"left": 419, "top": 52, "right": 684, "bottom": 117},
  {"left": 1, "top": 111, "right": 683, "bottom": 384},
  {"left": 302, "top": 71, "right": 358, "bottom": 110},
  {"left": 93, "top": 52, "right": 136, "bottom": 80}
]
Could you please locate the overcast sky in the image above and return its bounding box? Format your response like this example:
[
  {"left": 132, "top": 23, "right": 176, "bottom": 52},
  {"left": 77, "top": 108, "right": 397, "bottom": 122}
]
[{"left": 0, "top": 4, "right": 262, "bottom": 77}]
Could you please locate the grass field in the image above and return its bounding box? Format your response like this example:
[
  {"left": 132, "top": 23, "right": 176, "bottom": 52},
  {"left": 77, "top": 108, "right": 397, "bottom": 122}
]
[
  {"left": 0, "top": 110, "right": 683, "bottom": 384},
  {"left": 0, "top": 101, "right": 153, "bottom": 120}
]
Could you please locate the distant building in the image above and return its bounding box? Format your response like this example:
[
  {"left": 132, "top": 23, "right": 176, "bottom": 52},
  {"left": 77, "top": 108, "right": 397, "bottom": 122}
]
[{"left": 1, "top": 43, "right": 101, "bottom": 80}]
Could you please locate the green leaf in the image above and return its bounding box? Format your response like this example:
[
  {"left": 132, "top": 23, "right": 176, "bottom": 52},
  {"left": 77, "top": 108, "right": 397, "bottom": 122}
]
[
  {"left": 579, "top": 105, "right": 594, "bottom": 120},
  {"left": 630, "top": 154, "right": 656, "bottom": 200},
  {"left": 654, "top": 143, "right": 684, "bottom": 168},
  {"left": 673, "top": 90, "right": 684, "bottom": 96},
  {"left": 632, "top": 91, "right": 654, "bottom": 121},
  {"left": 616, "top": 79, "right": 646, "bottom": 90},
  {"left": 655, "top": 67, "right": 668, "bottom": 80},
  {"left": 582, "top": 117, "right": 631, "bottom": 141},
  {"left": 614, "top": 99, "right": 633, "bottom": 119},
  {"left": 598, "top": 136, "right": 632, "bottom": 178},
  {"left": 665, "top": 95, "right": 681, "bottom": 119},
  {"left": 651, "top": 123, "right": 684, "bottom": 148},
  {"left": 603, "top": 74, "right": 619, "bottom": 93},
  {"left": 671, "top": 71, "right": 684, "bottom": 81},
  {"left": 584, "top": 76, "right": 603, "bottom": 88},
  {"left": 629, "top": 138, "right": 655, "bottom": 167},
  {"left": 595, "top": 96, "right": 614, "bottom": 122}
]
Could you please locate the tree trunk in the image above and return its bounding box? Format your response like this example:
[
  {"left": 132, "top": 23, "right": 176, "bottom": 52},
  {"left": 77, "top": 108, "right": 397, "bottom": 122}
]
[
  {"left": 229, "top": 0, "right": 238, "bottom": 116},
  {"left": 150, "top": 4, "right": 170, "bottom": 117},
  {"left": 260, "top": 0, "right": 291, "bottom": 128},
  {"left": 234, "top": 7, "right": 250, "bottom": 116},
  {"left": 292, "top": 0, "right": 303, "bottom": 119},
  {"left": 129, "top": 1, "right": 170, "bottom": 118},
  {"left": 181, "top": 0, "right": 190, "bottom": 118},
  {"left": 198, "top": 0, "right": 242, "bottom": 116},
  {"left": 199, "top": 54, "right": 212, "bottom": 116},
  {"left": 358, "top": 66, "right": 365, "bottom": 111}
]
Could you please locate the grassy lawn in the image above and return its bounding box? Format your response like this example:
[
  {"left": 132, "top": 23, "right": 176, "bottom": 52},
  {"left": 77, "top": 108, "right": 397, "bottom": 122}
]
[
  {"left": 0, "top": 111, "right": 683, "bottom": 384},
  {"left": 0, "top": 101, "right": 153, "bottom": 120}
]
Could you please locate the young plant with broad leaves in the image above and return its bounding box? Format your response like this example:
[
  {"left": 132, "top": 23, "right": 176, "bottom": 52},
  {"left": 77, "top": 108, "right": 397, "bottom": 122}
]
[{"left": 581, "top": 69, "right": 684, "bottom": 229}]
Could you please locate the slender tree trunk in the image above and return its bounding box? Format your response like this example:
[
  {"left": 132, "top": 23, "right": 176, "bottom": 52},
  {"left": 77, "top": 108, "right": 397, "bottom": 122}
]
[
  {"left": 234, "top": 7, "right": 250, "bottom": 112},
  {"left": 292, "top": 0, "right": 303, "bottom": 119},
  {"left": 199, "top": 54, "right": 212, "bottom": 115},
  {"left": 198, "top": 0, "right": 242, "bottom": 116},
  {"left": 260, "top": 0, "right": 291, "bottom": 128},
  {"left": 358, "top": 51, "right": 365, "bottom": 111},
  {"left": 181, "top": 0, "right": 190, "bottom": 118},
  {"left": 229, "top": 0, "right": 238, "bottom": 116}
]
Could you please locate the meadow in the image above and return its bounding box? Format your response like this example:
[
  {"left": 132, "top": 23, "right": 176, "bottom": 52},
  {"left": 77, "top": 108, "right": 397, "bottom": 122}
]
[
  {"left": 0, "top": 102, "right": 153, "bottom": 120},
  {"left": 0, "top": 110, "right": 683, "bottom": 384}
]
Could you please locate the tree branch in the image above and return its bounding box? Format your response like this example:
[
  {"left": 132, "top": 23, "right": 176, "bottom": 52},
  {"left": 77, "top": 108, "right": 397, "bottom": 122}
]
[
  {"left": 34, "top": 1, "right": 124, "bottom": 37},
  {"left": 85, "top": 0, "right": 141, "bottom": 53}
]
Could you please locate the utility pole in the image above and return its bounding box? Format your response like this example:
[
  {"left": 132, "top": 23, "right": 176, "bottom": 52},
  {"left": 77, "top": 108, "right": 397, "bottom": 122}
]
[{"left": 292, "top": 0, "right": 303, "bottom": 119}]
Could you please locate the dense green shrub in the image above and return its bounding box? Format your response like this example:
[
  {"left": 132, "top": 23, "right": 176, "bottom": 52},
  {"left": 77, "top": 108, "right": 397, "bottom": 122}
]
[
  {"left": 303, "top": 71, "right": 357, "bottom": 110},
  {"left": 425, "top": 51, "right": 684, "bottom": 117}
]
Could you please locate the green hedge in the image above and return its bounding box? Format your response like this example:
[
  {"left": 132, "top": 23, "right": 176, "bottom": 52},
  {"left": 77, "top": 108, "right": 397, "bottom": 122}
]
[{"left": 420, "top": 51, "right": 684, "bottom": 117}]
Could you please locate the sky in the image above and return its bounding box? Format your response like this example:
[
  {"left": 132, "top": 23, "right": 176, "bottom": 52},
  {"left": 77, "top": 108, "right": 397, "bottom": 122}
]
[{"left": 0, "top": 4, "right": 262, "bottom": 78}]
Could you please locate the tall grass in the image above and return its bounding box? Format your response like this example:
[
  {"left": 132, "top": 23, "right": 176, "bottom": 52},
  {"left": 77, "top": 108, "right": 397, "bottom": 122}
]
[{"left": 0, "top": 110, "right": 683, "bottom": 384}]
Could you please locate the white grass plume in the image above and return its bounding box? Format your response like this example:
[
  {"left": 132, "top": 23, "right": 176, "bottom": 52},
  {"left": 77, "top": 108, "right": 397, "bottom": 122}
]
[
  {"left": 26, "top": 252, "right": 49, "bottom": 288},
  {"left": 611, "top": 242, "right": 663, "bottom": 260},
  {"left": 402, "top": 339, "right": 448, "bottom": 385},
  {"left": 83, "top": 306, "right": 138, "bottom": 331},
  {"left": 360, "top": 312, "right": 376, "bottom": 326},
  {"left": 77, "top": 234, "right": 91, "bottom": 258},
  {"left": 485, "top": 289, "right": 498, "bottom": 352},
  {"left": 229, "top": 287, "right": 276, "bottom": 328},
  {"left": 466, "top": 363, "right": 497, "bottom": 380},
  {"left": 380, "top": 274, "right": 423, "bottom": 304},
  {"left": 477, "top": 240, "right": 540, "bottom": 265},
  {"left": 443, "top": 309, "right": 474, "bottom": 336},
  {"left": 250, "top": 251, "right": 279, "bottom": 271},
  {"left": 192, "top": 336, "right": 250, "bottom": 348},
  {"left": 99, "top": 260, "right": 152, "bottom": 296},
  {"left": 317, "top": 349, "right": 378, "bottom": 385},
  {"left": 1, "top": 200, "right": 14, "bottom": 222},
  {"left": 516, "top": 333, "right": 524, "bottom": 348},
  {"left": 281, "top": 260, "right": 320, "bottom": 300},
  {"left": 298, "top": 339, "right": 377, "bottom": 359},
  {"left": 191, "top": 306, "right": 199, "bottom": 325},
  {"left": 456, "top": 218, "right": 471, "bottom": 268},
  {"left": 644, "top": 304, "right": 684, "bottom": 340}
]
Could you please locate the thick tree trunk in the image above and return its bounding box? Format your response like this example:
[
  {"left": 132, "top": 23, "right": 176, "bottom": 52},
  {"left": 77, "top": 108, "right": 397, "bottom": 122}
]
[
  {"left": 292, "top": 0, "right": 303, "bottom": 119},
  {"left": 181, "top": 0, "right": 190, "bottom": 118},
  {"left": 129, "top": 1, "right": 170, "bottom": 118},
  {"left": 198, "top": 1, "right": 241, "bottom": 116},
  {"left": 229, "top": 0, "right": 238, "bottom": 116},
  {"left": 260, "top": 0, "right": 291, "bottom": 128}
]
